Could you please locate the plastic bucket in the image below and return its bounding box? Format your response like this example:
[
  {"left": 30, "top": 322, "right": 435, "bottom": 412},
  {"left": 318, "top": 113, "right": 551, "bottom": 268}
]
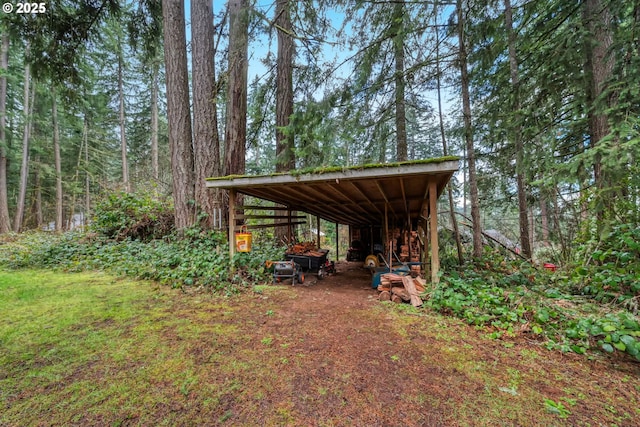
[{"left": 235, "top": 227, "right": 252, "bottom": 252}]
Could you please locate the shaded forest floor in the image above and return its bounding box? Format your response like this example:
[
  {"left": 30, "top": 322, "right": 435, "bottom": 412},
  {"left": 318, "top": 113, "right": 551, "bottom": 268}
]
[{"left": 1, "top": 264, "right": 639, "bottom": 426}]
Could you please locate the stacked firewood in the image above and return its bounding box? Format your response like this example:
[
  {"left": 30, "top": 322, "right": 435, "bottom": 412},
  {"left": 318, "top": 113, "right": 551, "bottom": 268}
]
[
  {"left": 386, "top": 230, "right": 422, "bottom": 275},
  {"left": 399, "top": 231, "right": 421, "bottom": 263},
  {"left": 287, "top": 241, "right": 317, "bottom": 254},
  {"left": 377, "top": 273, "right": 426, "bottom": 307}
]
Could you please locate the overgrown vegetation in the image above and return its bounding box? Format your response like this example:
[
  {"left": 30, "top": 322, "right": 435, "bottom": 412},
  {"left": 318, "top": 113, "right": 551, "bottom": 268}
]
[
  {"left": 90, "top": 191, "right": 175, "bottom": 241},
  {"left": 0, "top": 230, "right": 282, "bottom": 293},
  {"left": 574, "top": 223, "right": 640, "bottom": 302},
  {"left": 428, "top": 224, "right": 640, "bottom": 362},
  {"left": 0, "top": 192, "right": 283, "bottom": 292}
]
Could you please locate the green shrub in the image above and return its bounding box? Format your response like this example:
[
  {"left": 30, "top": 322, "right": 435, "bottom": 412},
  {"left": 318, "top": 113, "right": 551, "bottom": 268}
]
[
  {"left": 571, "top": 223, "right": 640, "bottom": 301},
  {"left": 557, "top": 313, "right": 640, "bottom": 361},
  {"left": 426, "top": 258, "right": 640, "bottom": 361},
  {"left": 427, "top": 269, "right": 533, "bottom": 333},
  {"left": 0, "top": 229, "right": 285, "bottom": 293},
  {"left": 0, "top": 232, "right": 62, "bottom": 269},
  {"left": 91, "top": 191, "right": 174, "bottom": 241}
]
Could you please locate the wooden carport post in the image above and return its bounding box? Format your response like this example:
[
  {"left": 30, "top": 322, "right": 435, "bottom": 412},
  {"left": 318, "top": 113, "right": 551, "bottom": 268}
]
[
  {"left": 229, "top": 189, "right": 236, "bottom": 270},
  {"left": 429, "top": 181, "right": 440, "bottom": 284},
  {"left": 335, "top": 222, "right": 339, "bottom": 260},
  {"left": 384, "top": 203, "right": 389, "bottom": 256}
]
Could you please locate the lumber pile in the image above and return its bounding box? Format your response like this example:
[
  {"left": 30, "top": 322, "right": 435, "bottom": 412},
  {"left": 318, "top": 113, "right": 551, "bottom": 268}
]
[{"left": 377, "top": 273, "right": 426, "bottom": 307}]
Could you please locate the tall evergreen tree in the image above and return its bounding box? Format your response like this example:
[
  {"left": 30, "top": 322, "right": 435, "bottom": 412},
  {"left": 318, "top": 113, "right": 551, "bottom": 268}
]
[
  {"left": 162, "top": 0, "right": 195, "bottom": 229},
  {"left": 583, "top": 0, "right": 616, "bottom": 220},
  {"left": 434, "top": 15, "right": 464, "bottom": 264},
  {"left": 393, "top": 1, "right": 408, "bottom": 162},
  {"left": 13, "top": 45, "right": 32, "bottom": 232},
  {"left": 457, "top": 0, "right": 482, "bottom": 258},
  {"left": 337, "top": 0, "right": 439, "bottom": 164},
  {"left": 117, "top": 34, "right": 130, "bottom": 193},
  {"left": 504, "top": 0, "right": 531, "bottom": 258},
  {"left": 275, "top": 0, "right": 295, "bottom": 172},
  {"left": 0, "top": 33, "right": 10, "bottom": 233},
  {"left": 51, "top": 86, "right": 63, "bottom": 231},
  {"left": 224, "top": 0, "right": 249, "bottom": 179},
  {"left": 128, "top": 0, "right": 164, "bottom": 183},
  {"left": 192, "top": 0, "right": 220, "bottom": 229},
  {"left": 150, "top": 62, "right": 160, "bottom": 181}
]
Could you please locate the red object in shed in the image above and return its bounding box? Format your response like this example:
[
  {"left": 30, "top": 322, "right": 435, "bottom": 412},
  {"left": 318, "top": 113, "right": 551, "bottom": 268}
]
[{"left": 543, "top": 263, "right": 557, "bottom": 272}]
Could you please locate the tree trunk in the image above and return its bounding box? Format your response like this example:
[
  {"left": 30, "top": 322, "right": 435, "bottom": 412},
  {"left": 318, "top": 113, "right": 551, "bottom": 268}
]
[
  {"left": 393, "top": 1, "right": 407, "bottom": 162},
  {"left": 463, "top": 144, "right": 467, "bottom": 216},
  {"left": 275, "top": 0, "right": 295, "bottom": 173},
  {"left": 52, "top": 87, "right": 63, "bottom": 232},
  {"left": 192, "top": 0, "right": 219, "bottom": 229},
  {"left": 118, "top": 49, "right": 130, "bottom": 192},
  {"left": 32, "top": 154, "right": 43, "bottom": 228},
  {"left": 224, "top": 0, "right": 249, "bottom": 218},
  {"left": 162, "top": 0, "right": 195, "bottom": 230},
  {"left": 457, "top": 0, "right": 482, "bottom": 259},
  {"left": 540, "top": 192, "right": 549, "bottom": 246},
  {"left": 435, "top": 22, "right": 463, "bottom": 265},
  {"left": 584, "top": 0, "right": 615, "bottom": 221},
  {"left": 504, "top": 0, "right": 531, "bottom": 259},
  {"left": 0, "top": 34, "right": 10, "bottom": 233},
  {"left": 275, "top": 0, "right": 295, "bottom": 240},
  {"left": 224, "top": 0, "right": 249, "bottom": 177},
  {"left": 151, "top": 62, "right": 159, "bottom": 181},
  {"left": 14, "top": 49, "right": 32, "bottom": 233},
  {"left": 529, "top": 205, "right": 535, "bottom": 252},
  {"left": 83, "top": 115, "right": 90, "bottom": 225}
]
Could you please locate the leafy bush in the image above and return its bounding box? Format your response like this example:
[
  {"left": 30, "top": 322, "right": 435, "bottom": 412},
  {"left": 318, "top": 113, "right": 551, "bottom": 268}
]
[
  {"left": 0, "top": 229, "right": 285, "bottom": 293},
  {"left": 0, "top": 232, "right": 64, "bottom": 269},
  {"left": 566, "top": 313, "right": 640, "bottom": 359},
  {"left": 91, "top": 191, "right": 174, "bottom": 241},
  {"left": 572, "top": 223, "right": 640, "bottom": 302},
  {"left": 426, "top": 258, "right": 640, "bottom": 361},
  {"left": 427, "top": 269, "right": 534, "bottom": 334}
]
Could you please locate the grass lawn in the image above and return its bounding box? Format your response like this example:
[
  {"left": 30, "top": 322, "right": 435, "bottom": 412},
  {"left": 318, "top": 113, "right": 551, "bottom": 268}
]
[{"left": 1, "top": 269, "right": 639, "bottom": 426}]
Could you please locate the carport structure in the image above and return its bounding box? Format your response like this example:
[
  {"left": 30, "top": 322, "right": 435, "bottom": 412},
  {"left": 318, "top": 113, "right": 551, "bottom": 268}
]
[{"left": 206, "top": 157, "right": 459, "bottom": 283}]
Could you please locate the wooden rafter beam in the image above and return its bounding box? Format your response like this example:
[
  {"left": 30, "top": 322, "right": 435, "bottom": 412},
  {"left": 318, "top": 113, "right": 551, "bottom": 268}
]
[
  {"left": 399, "top": 178, "right": 409, "bottom": 219},
  {"left": 239, "top": 205, "right": 293, "bottom": 211},
  {"left": 301, "top": 184, "right": 371, "bottom": 224},
  {"left": 350, "top": 182, "right": 383, "bottom": 215},
  {"left": 375, "top": 181, "right": 398, "bottom": 218},
  {"left": 243, "top": 221, "right": 306, "bottom": 229},
  {"left": 237, "top": 214, "right": 306, "bottom": 220},
  {"left": 322, "top": 184, "right": 371, "bottom": 223}
]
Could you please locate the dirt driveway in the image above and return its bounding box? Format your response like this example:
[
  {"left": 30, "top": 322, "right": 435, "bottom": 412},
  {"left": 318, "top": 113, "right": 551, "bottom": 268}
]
[{"left": 216, "top": 261, "right": 640, "bottom": 426}]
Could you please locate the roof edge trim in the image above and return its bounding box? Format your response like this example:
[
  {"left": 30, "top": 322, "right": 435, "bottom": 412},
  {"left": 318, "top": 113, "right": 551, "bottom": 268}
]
[{"left": 206, "top": 157, "right": 460, "bottom": 189}]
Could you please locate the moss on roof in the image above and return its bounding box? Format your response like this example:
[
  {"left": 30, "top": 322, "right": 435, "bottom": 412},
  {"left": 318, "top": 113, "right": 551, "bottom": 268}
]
[{"left": 206, "top": 156, "right": 460, "bottom": 181}]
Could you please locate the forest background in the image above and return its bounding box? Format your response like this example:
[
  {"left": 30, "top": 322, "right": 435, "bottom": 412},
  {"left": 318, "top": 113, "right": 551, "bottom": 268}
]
[{"left": 0, "top": 0, "right": 639, "bottom": 361}]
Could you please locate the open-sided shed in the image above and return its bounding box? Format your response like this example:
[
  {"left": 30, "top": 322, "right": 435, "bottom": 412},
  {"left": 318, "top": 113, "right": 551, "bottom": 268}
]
[{"left": 206, "top": 157, "right": 459, "bottom": 283}]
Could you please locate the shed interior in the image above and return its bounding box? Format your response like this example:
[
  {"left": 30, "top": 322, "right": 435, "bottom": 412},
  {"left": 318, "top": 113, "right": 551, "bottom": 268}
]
[{"left": 206, "top": 158, "right": 459, "bottom": 283}]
